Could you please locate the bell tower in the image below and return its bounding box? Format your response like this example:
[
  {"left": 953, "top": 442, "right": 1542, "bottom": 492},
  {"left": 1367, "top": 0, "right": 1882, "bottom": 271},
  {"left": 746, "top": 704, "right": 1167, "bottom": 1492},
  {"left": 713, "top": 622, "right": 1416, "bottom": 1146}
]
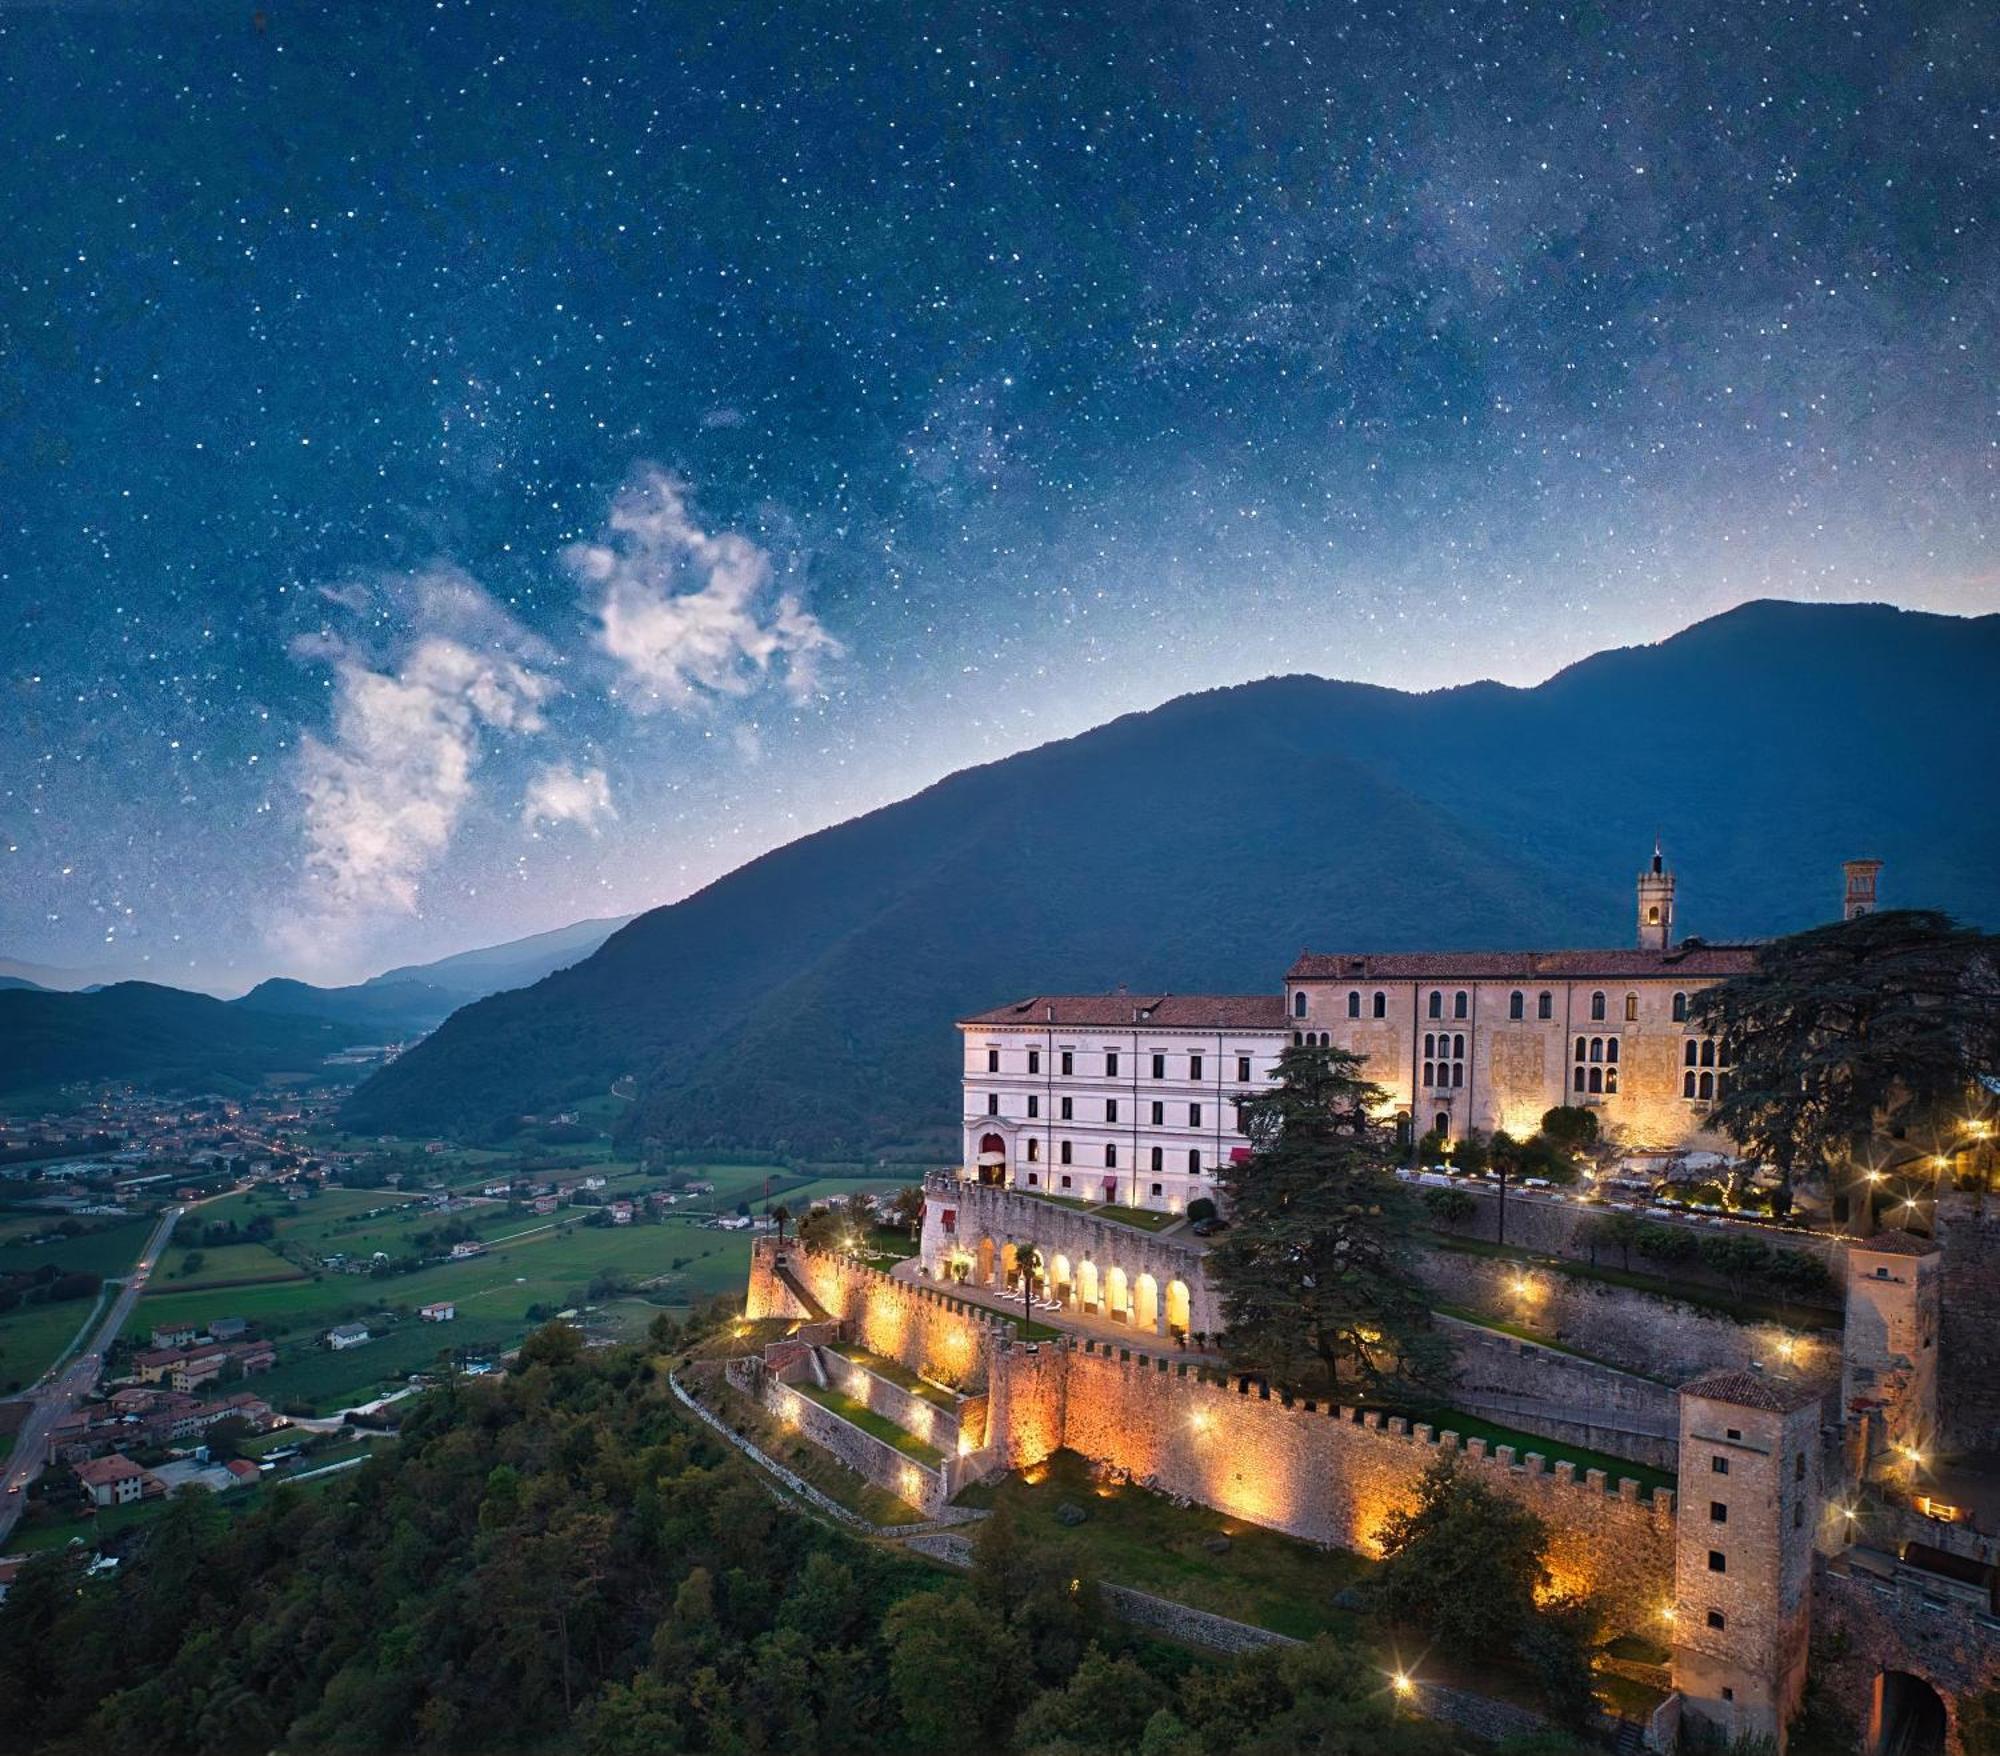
[
  {"left": 1842, "top": 859, "right": 1882, "bottom": 921},
  {"left": 1637, "top": 842, "right": 1676, "bottom": 951}
]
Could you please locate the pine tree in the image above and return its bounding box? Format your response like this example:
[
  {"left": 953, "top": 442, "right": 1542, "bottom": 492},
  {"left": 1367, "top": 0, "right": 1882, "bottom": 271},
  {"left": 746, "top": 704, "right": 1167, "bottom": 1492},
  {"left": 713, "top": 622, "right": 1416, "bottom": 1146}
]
[{"left": 1209, "top": 1043, "right": 1451, "bottom": 1398}]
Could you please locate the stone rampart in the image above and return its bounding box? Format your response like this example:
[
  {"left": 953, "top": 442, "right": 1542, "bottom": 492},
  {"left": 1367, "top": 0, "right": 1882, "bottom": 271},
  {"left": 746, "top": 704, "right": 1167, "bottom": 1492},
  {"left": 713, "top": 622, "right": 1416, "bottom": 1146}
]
[
  {"left": 819, "top": 1347, "right": 968, "bottom": 1460},
  {"left": 1415, "top": 1246, "right": 1841, "bottom": 1390},
  {"left": 1937, "top": 1192, "right": 2000, "bottom": 1450},
  {"left": 1439, "top": 1314, "right": 1681, "bottom": 1472},
  {"left": 1050, "top": 1341, "right": 1676, "bottom": 1632}
]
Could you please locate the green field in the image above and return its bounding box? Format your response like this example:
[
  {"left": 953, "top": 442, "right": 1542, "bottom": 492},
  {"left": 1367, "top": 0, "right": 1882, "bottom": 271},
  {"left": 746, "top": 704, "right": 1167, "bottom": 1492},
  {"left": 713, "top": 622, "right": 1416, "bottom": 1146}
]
[
  {"left": 0, "top": 1218, "right": 154, "bottom": 1280},
  {"left": 0, "top": 1295, "right": 102, "bottom": 1394},
  {"left": 133, "top": 1201, "right": 762, "bottom": 1412},
  {"left": 153, "top": 1241, "right": 308, "bottom": 1291},
  {"left": 0, "top": 1219, "right": 156, "bottom": 1393}
]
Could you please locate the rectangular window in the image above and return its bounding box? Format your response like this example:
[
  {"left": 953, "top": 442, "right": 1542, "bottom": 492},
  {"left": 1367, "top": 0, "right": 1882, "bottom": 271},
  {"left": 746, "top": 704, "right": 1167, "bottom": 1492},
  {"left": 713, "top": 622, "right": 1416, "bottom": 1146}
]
[
  {"left": 1537, "top": 992, "right": 1553, "bottom": 1019},
  {"left": 987, "top": 1048, "right": 1000, "bottom": 1073},
  {"left": 1793, "top": 1501, "right": 1804, "bottom": 1529},
  {"left": 1151, "top": 1182, "right": 1163, "bottom": 1197},
  {"left": 1152, "top": 1053, "right": 1166, "bottom": 1079},
  {"left": 1150, "top": 1101, "right": 1164, "bottom": 1126},
  {"left": 1707, "top": 1610, "right": 1726, "bottom": 1631},
  {"left": 1235, "top": 1105, "right": 1249, "bottom": 1135},
  {"left": 1060, "top": 1051, "right": 1073, "bottom": 1076},
  {"left": 1105, "top": 1145, "right": 1117, "bottom": 1168},
  {"left": 1060, "top": 1174, "right": 1072, "bottom": 1189},
  {"left": 1190, "top": 1054, "right": 1204, "bottom": 1081},
  {"left": 1027, "top": 1096, "right": 1039, "bottom": 1119},
  {"left": 986, "top": 1093, "right": 999, "bottom": 1115},
  {"left": 1106, "top": 1051, "right": 1119, "bottom": 1077},
  {"left": 1060, "top": 1097, "right": 1073, "bottom": 1121},
  {"left": 1710, "top": 1502, "right": 1728, "bottom": 1524},
  {"left": 1711, "top": 1457, "right": 1729, "bottom": 1475},
  {"left": 1236, "top": 1055, "right": 1251, "bottom": 1082},
  {"left": 1025, "top": 1172, "right": 1038, "bottom": 1186},
  {"left": 1106, "top": 1099, "right": 1119, "bottom": 1124},
  {"left": 1707, "top": 1551, "right": 1726, "bottom": 1574},
  {"left": 1060, "top": 1140, "right": 1072, "bottom": 1165},
  {"left": 1189, "top": 1103, "right": 1202, "bottom": 1127},
  {"left": 1026, "top": 1138, "right": 1038, "bottom": 1161},
  {"left": 1150, "top": 1146, "right": 1163, "bottom": 1172},
  {"left": 1028, "top": 1049, "right": 1040, "bottom": 1075}
]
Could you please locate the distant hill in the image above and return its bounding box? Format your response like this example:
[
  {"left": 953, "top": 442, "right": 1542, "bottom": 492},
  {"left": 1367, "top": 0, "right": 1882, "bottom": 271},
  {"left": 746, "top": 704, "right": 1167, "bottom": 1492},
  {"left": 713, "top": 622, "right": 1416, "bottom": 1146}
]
[
  {"left": 0, "top": 976, "right": 46, "bottom": 994},
  {"left": 363, "top": 914, "right": 633, "bottom": 1001},
  {"left": 340, "top": 601, "right": 2000, "bottom": 1155},
  {"left": 0, "top": 983, "right": 354, "bottom": 1097},
  {"left": 233, "top": 977, "right": 457, "bottom": 1037}
]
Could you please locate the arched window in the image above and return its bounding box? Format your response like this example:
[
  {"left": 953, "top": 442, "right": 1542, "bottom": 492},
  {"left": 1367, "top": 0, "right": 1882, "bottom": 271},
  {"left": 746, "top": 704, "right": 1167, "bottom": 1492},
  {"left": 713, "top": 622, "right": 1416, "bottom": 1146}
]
[
  {"left": 1698, "top": 1071, "right": 1714, "bottom": 1100},
  {"left": 1588, "top": 1066, "right": 1604, "bottom": 1094},
  {"left": 1150, "top": 1146, "right": 1163, "bottom": 1172},
  {"left": 1625, "top": 992, "right": 1638, "bottom": 1022},
  {"left": 1453, "top": 1034, "right": 1465, "bottom": 1058},
  {"left": 1575, "top": 1035, "right": 1587, "bottom": 1061},
  {"left": 1348, "top": 990, "right": 1361, "bottom": 1018},
  {"left": 1716, "top": 1073, "right": 1729, "bottom": 1100},
  {"left": 1293, "top": 1031, "right": 1303, "bottom": 1047},
  {"left": 1606, "top": 1038, "right": 1619, "bottom": 1064},
  {"left": 1424, "top": 1033, "right": 1435, "bottom": 1057},
  {"left": 1672, "top": 991, "right": 1688, "bottom": 1023},
  {"left": 1435, "top": 1112, "right": 1450, "bottom": 1138},
  {"left": 1590, "top": 991, "right": 1606, "bottom": 1022},
  {"left": 1294, "top": 991, "right": 1307, "bottom": 1018},
  {"left": 1590, "top": 1037, "right": 1604, "bottom": 1063},
  {"left": 1454, "top": 991, "right": 1469, "bottom": 1019},
  {"left": 1026, "top": 1138, "right": 1039, "bottom": 1162},
  {"left": 1684, "top": 1071, "right": 1697, "bottom": 1098},
  {"left": 1428, "top": 991, "right": 1443, "bottom": 1019},
  {"left": 1423, "top": 1061, "right": 1435, "bottom": 1087},
  {"left": 1373, "top": 991, "right": 1387, "bottom": 1018},
  {"left": 1604, "top": 1065, "right": 1619, "bottom": 1094},
  {"left": 1573, "top": 1066, "right": 1586, "bottom": 1092},
  {"left": 1701, "top": 1039, "right": 1715, "bottom": 1068},
  {"left": 1104, "top": 1145, "right": 1117, "bottom": 1168},
  {"left": 1538, "top": 991, "right": 1553, "bottom": 1020},
  {"left": 1452, "top": 1062, "right": 1464, "bottom": 1087},
  {"left": 1188, "top": 1149, "right": 1201, "bottom": 1173},
  {"left": 1684, "top": 1040, "right": 1699, "bottom": 1067},
  {"left": 1509, "top": 991, "right": 1524, "bottom": 1020}
]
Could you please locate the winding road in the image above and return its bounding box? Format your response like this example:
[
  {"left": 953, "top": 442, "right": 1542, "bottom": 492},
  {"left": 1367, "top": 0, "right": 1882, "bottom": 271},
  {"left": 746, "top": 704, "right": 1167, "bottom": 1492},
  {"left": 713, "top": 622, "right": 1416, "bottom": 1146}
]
[{"left": 0, "top": 1204, "right": 184, "bottom": 1548}]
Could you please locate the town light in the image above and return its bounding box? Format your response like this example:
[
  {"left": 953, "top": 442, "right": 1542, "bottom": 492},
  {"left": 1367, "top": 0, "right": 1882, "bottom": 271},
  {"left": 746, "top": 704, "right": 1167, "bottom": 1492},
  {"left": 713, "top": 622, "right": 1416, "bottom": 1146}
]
[
  {"left": 1658, "top": 1604, "right": 1677, "bottom": 1625},
  {"left": 1391, "top": 1672, "right": 1414, "bottom": 1697}
]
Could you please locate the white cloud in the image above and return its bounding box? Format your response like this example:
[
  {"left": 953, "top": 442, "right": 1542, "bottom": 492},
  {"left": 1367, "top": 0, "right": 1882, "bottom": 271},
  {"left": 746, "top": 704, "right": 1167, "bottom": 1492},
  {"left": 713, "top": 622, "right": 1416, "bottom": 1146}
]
[
  {"left": 569, "top": 464, "right": 843, "bottom": 714},
  {"left": 522, "top": 762, "right": 616, "bottom": 834},
  {"left": 290, "top": 570, "right": 555, "bottom": 921}
]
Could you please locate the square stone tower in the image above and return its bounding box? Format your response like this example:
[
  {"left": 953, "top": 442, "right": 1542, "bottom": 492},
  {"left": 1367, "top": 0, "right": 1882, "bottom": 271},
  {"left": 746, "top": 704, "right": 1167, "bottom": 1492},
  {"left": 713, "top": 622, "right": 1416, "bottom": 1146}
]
[
  {"left": 1673, "top": 1371, "right": 1824, "bottom": 1751},
  {"left": 1842, "top": 1231, "right": 1941, "bottom": 1470}
]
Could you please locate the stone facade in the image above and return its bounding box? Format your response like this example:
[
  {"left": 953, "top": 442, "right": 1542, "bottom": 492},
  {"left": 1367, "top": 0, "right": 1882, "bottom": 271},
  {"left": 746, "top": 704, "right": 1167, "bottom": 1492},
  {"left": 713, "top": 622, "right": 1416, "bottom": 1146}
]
[
  {"left": 921, "top": 1175, "right": 1219, "bottom": 1337},
  {"left": 1936, "top": 1192, "right": 2000, "bottom": 1451},
  {"left": 1843, "top": 1233, "right": 1942, "bottom": 1469}
]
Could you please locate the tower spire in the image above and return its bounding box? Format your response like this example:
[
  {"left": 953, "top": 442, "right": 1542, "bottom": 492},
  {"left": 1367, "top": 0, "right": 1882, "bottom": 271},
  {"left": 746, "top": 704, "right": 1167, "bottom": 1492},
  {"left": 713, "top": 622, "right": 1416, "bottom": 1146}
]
[{"left": 1638, "top": 842, "right": 1676, "bottom": 951}]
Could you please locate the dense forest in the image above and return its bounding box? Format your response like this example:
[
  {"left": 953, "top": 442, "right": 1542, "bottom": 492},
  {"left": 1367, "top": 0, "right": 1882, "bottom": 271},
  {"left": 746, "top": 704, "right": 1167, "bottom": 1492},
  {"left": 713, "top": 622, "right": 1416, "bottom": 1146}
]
[
  {"left": 0, "top": 1313, "right": 1472, "bottom": 1756},
  {"left": 342, "top": 601, "right": 2000, "bottom": 1154}
]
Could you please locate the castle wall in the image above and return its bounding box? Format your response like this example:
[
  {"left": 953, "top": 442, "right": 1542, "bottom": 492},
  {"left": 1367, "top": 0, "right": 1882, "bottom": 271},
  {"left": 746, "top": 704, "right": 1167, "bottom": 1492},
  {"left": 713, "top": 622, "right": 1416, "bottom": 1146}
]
[
  {"left": 1439, "top": 1314, "right": 1682, "bottom": 1473},
  {"left": 819, "top": 1348, "right": 970, "bottom": 1460},
  {"left": 1413, "top": 1247, "right": 1842, "bottom": 1391},
  {"left": 1051, "top": 1341, "right": 1676, "bottom": 1633},
  {"left": 1936, "top": 1193, "right": 2000, "bottom": 1451}
]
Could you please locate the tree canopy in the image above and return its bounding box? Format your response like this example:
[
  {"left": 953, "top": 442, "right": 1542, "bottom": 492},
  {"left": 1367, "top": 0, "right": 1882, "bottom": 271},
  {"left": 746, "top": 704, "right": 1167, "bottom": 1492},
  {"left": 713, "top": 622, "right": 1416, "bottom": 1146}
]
[
  {"left": 1690, "top": 909, "right": 2000, "bottom": 1197},
  {"left": 1209, "top": 1043, "right": 1451, "bottom": 1398}
]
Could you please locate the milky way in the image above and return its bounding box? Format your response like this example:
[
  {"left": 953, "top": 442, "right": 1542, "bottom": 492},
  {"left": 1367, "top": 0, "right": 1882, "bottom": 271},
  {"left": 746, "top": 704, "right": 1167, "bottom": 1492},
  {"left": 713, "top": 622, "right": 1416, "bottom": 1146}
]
[{"left": 1, "top": 0, "right": 1993, "bottom": 989}]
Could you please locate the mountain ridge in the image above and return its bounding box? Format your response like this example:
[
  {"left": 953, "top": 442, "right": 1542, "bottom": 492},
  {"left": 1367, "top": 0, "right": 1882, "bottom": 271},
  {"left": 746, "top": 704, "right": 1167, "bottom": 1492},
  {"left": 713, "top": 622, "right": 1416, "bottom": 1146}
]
[{"left": 340, "top": 600, "right": 2000, "bottom": 1154}]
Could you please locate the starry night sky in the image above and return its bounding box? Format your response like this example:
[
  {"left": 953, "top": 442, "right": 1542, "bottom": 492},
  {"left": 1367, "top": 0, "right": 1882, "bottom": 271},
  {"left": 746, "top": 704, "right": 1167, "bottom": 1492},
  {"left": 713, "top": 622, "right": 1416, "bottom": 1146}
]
[{"left": 2, "top": 0, "right": 1994, "bottom": 991}]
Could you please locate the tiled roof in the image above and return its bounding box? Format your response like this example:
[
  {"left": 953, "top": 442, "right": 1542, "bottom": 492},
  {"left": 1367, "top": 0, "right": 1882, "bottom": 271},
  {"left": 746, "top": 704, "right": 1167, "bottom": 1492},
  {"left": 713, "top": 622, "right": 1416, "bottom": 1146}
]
[
  {"left": 1287, "top": 945, "right": 1758, "bottom": 982},
  {"left": 1681, "top": 1370, "right": 1822, "bottom": 1413},
  {"left": 959, "top": 994, "right": 1291, "bottom": 1030},
  {"left": 74, "top": 1454, "right": 145, "bottom": 1485},
  {"left": 1850, "top": 1230, "right": 1939, "bottom": 1257}
]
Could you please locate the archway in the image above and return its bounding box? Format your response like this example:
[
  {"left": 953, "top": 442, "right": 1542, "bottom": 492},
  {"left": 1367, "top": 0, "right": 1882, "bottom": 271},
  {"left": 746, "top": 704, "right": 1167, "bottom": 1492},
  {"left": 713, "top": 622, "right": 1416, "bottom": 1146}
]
[
  {"left": 1105, "top": 1265, "right": 1130, "bottom": 1322},
  {"left": 1134, "top": 1272, "right": 1159, "bottom": 1333},
  {"left": 1165, "top": 1278, "right": 1191, "bottom": 1336},
  {"left": 1871, "top": 1671, "right": 1947, "bottom": 1756},
  {"left": 1000, "top": 1242, "right": 1019, "bottom": 1288},
  {"left": 975, "top": 1237, "right": 994, "bottom": 1285},
  {"left": 977, "top": 1133, "right": 1007, "bottom": 1186},
  {"left": 1077, "top": 1259, "right": 1100, "bottom": 1313},
  {"left": 1051, "top": 1253, "right": 1073, "bottom": 1305}
]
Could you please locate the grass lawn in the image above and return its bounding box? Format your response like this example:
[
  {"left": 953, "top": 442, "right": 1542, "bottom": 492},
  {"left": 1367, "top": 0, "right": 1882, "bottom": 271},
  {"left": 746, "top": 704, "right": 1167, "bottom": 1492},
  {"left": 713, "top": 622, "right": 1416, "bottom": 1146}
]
[
  {"left": 1090, "top": 1204, "right": 1181, "bottom": 1233},
  {"left": 828, "top": 1342, "right": 960, "bottom": 1410},
  {"left": 1388, "top": 1404, "right": 1677, "bottom": 1498},
  {"left": 955, "top": 1449, "right": 1371, "bottom": 1641},
  {"left": 697, "top": 1366, "right": 924, "bottom": 1526},
  {"left": 794, "top": 1381, "right": 945, "bottom": 1466},
  {"left": 153, "top": 1242, "right": 308, "bottom": 1291},
  {"left": 0, "top": 1296, "right": 104, "bottom": 1395}
]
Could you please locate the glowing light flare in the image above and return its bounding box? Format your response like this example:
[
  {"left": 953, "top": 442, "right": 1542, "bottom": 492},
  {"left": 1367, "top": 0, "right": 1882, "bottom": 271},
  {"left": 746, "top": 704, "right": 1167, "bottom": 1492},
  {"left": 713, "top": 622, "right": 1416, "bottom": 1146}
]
[{"left": 1391, "top": 1672, "right": 1414, "bottom": 1698}]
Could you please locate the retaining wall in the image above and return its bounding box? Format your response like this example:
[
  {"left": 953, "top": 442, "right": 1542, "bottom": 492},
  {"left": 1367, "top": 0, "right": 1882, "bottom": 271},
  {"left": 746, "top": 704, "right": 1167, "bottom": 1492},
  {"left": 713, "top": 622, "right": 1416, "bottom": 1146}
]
[
  {"left": 819, "top": 1348, "right": 969, "bottom": 1459},
  {"left": 1937, "top": 1192, "right": 2000, "bottom": 1451},
  {"left": 1052, "top": 1341, "right": 1677, "bottom": 1633},
  {"left": 1415, "top": 1247, "right": 1842, "bottom": 1390}
]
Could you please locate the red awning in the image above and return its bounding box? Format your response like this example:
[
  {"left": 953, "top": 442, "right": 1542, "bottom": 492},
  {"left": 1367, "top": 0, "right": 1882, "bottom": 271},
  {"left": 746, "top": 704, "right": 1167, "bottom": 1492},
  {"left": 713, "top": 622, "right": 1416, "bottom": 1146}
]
[{"left": 1229, "top": 1146, "right": 1252, "bottom": 1163}]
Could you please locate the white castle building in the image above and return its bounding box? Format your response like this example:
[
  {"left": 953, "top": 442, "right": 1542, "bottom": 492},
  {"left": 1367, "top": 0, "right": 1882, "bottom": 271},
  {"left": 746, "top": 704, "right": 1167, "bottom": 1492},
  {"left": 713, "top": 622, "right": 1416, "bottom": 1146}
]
[{"left": 960, "top": 854, "right": 1882, "bottom": 1215}]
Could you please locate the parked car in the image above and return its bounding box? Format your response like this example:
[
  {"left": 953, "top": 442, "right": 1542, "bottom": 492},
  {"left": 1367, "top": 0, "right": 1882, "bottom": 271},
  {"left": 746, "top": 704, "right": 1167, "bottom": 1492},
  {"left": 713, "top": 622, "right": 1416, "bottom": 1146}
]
[{"left": 1191, "top": 1217, "right": 1227, "bottom": 1237}]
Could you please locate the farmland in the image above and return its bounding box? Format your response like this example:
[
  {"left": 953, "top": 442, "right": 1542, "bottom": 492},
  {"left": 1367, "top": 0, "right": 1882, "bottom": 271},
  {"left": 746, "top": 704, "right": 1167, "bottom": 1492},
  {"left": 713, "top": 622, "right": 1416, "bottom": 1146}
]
[
  {"left": 0, "top": 1217, "right": 155, "bottom": 1391},
  {"left": 130, "top": 1160, "right": 919, "bottom": 1412}
]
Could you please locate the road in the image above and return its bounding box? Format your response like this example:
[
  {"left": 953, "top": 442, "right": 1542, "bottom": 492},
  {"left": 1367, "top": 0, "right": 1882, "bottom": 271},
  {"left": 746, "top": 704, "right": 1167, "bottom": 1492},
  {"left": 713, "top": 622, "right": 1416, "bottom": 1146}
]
[{"left": 0, "top": 1204, "right": 184, "bottom": 1548}]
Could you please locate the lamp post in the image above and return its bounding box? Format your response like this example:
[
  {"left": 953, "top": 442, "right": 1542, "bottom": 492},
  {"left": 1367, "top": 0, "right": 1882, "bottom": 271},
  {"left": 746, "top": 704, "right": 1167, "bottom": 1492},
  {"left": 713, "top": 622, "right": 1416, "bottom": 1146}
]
[{"left": 1018, "top": 1241, "right": 1042, "bottom": 1334}]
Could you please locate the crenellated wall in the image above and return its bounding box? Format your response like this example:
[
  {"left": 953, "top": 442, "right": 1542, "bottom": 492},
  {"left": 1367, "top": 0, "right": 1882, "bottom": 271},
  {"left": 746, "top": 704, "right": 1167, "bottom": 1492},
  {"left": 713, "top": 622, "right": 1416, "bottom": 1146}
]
[{"left": 1052, "top": 1340, "right": 1677, "bottom": 1633}]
